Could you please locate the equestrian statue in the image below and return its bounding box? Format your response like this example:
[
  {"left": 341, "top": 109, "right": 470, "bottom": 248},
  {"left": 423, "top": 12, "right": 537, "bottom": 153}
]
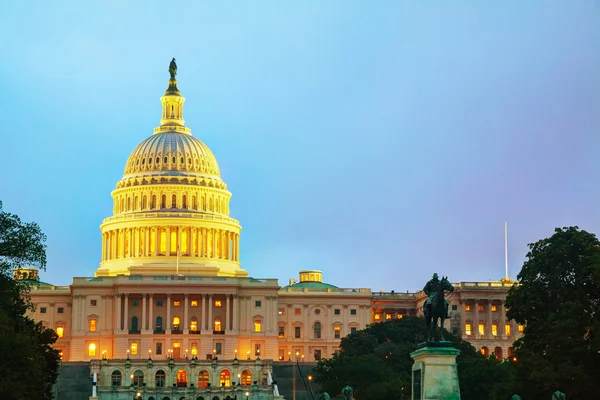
[{"left": 423, "top": 273, "right": 454, "bottom": 342}]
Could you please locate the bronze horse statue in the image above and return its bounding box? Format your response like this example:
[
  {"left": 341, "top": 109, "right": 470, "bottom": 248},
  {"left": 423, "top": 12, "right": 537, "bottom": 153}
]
[{"left": 423, "top": 274, "right": 454, "bottom": 342}]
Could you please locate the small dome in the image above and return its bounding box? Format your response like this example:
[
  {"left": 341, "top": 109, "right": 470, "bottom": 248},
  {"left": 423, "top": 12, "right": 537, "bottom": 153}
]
[{"left": 122, "top": 131, "right": 221, "bottom": 181}]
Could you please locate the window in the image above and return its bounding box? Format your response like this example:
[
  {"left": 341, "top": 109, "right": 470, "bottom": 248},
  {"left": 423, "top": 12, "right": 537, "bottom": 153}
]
[
  {"left": 314, "top": 349, "right": 322, "bottom": 361},
  {"left": 241, "top": 370, "right": 252, "bottom": 386},
  {"left": 278, "top": 308, "right": 284, "bottom": 315},
  {"left": 478, "top": 305, "right": 484, "bottom": 312},
  {"left": 133, "top": 370, "right": 143, "bottom": 387},
  {"left": 294, "top": 326, "right": 301, "bottom": 338},
  {"left": 215, "top": 342, "right": 222, "bottom": 355},
  {"left": 451, "top": 305, "right": 457, "bottom": 311},
  {"left": 255, "top": 300, "right": 262, "bottom": 307},
  {"left": 40, "top": 307, "right": 47, "bottom": 314},
  {"left": 191, "top": 342, "right": 197, "bottom": 355},
  {"left": 334, "top": 326, "right": 341, "bottom": 339},
  {"left": 385, "top": 313, "right": 392, "bottom": 320},
  {"left": 505, "top": 324, "right": 511, "bottom": 337},
  {"left": 88, "top": 343, "right": 96, "bottom": 356},
  {"left": 374, "top": 313, "right": 381, "bottom": 321},
  {"left": 176, "top": 370, "right": 187, "bottom": 387},
  {"left": 314, "top": 322, "right": 321, "bottom": 339},
  {"left": 173, "top": 300, "right": 181, "bottom": 307},
  {"left": 478, "top": 324, "right": 485, "bottom": 336},
  {"left": 465, "top": 324, "right": 472, "bottom": 336},
  {"left": 155, "top": 370, "right": 165, "bottom": 388},
  {"left": 465, "top": 305, "right": 471, "bottom": 311},
  {"left": 254, "top": 320, "right": 262, "bottom": 333},
  {"left": 172, "top": 316, "right": 180, "bottom": 330},
  {"left": 198, "top": 370, "right": 209, "bottom": 387},
  {"left": 132, "top": 300, "right": 138, "bottom": 307},
  {"left": 492, "top": 324, "right": 498, "bottom": 336},
  {"left": 57, "top": 307, "right": 64, "bottom": 313},
  {"left": 278, "top": 326, "right": 285, "bottom": 338},
  {"left": 334, "top": 309, "right": 340, "bottom": 315},
  {"left": 111, "top": 370, "right": 122, "bottom": 386},
  {"left": 156, "top": 299, "right": 163, "bottom": 307},
  {"left": 255, "top": 344, "right": 261, "bottom": 356},
  {"left": 219, "top": 370, "right": 231, "bottom": 387},
  {"left": 214, "top": 317, "right": 222, "bottom": 332},
  {"left": 191, "top": 300, "right": 198, "bottom": 307},
  {"left": 350, "top": 309, "right": 357, "bottom": 316},
  {"left": 90, "top": 300, "right": 98, "bottom": 306},
  {"left": 131, "top": 316, "right": 138, "bottom": 332},
  {"left": 56, "top": 326, "right": 64, "bottom": 338},
  {"left": 491, "top": 305, "right": 497, "bottom": 312},
  {"left": 215, "top": 300, "right": 222, "bottom": 307},
  {"left": 156, "top": 343, "right": 162, "bottom": 355},
  {"left": 397, "top": 314, "right": 403, "bottom": 319},
  {"left": 294, "top": 308, "right": 301, "bottom": 315},
  {"left": 131, "top": 343, "right": 138, "bottom": 355},
  {"left": 314, "top": 309, "right": 321, "bottom": 315},
  {"left": 518, "top": 324, "right": 524, "bottom": 333},
  {"left": 89, "top": 319, "right": 97, "bottom": 332},
  {"left": 190, "top": 318, "right": 198, "bottom": 332},
  {"left": 350, "top": 327, "right": 357, "bottom": 334},
  {"left": 155, "top": 317, "right": 163, "bottom": 331}
]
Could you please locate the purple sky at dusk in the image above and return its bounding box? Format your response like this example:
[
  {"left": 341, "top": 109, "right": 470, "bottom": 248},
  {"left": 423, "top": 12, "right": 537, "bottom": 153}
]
[{"left": 1, "top": 1, "right": 599, "bottom": 290}]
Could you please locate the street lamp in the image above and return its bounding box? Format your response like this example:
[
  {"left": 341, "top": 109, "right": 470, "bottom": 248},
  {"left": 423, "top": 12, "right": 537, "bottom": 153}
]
[{"left": 245, "top": 391, "right": 250, "bottom": 400}]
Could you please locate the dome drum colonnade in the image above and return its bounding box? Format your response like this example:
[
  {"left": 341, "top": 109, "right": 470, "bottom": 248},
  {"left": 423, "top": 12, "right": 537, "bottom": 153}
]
[{"left": 97, "top": 59, "right": 245, "bottom": 278}]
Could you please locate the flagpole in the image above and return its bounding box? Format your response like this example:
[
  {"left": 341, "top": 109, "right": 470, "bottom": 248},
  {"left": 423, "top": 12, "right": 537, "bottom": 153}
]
[
  {"left": 504, "top": 222, "right": 508, "bottom": 280},
  {"left": 176, "top": 246, "right": 180, "bottom": 275}
]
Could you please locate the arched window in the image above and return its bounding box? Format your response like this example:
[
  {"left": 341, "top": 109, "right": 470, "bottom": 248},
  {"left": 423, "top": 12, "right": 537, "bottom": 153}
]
[
  {"left": 111, "top": 370, "right": 122, "bottom": 386},
  {"left": 127, "top": 197, "right": 131, "bottom": 211},
  {"left": 214, "top": 317, "right": 222, "bottom": 332},
  {"left": 173, "top": 316, "right": 180, "bottom": 330},
  {"left": 201, "top": 196, "right": 206, "bottom": 211},
  {"left": 133, "top": 370, "right": 144, "bottom": 387},
  {"left": 508, "top": 347, "right": 514, "bottom": 358},
  {"left": 142, "top": 195, "right": 148, "bottom": 209},
  {"left": 314, "top": 322, "right": 321, "bottom": 339},
  {"left": 161, "top": 194, "right": 167, "bottom": 209},
  {"left": 481, "top": 346, "right": 490, "bottom": 357},
  {"left": 241, "top": 370, "right": 252, "bottom": 386},
  {"left": 192, "top": 196, "right": 197, "bottom": 210},
  {"left": 155, "top": 370, "right": 166, "bottom": 388},
  {"left": 131, "top": 316, "right": 138, "bottom": 332},
  {"left": 182, "top": 195, "right": 187, "bottom": 209},
  {"left": 219, "top": 370, "right": 231, "bottom": 387},
  {"left": 156, "top": 317, "right": 163, "bottom": 332},
  {"left": 494, "top": 346, "right": 503, "bottom": 360},
  {"left": 176, "top": 370, "right": 187, "bottom": 387},
  {"left": 190, "top": 317, "right": 198, "bottom": 332},
  {"left": 172, "top": 194, "right": 177, "bottom": 208},
  {"left": 198, "top": 370, "right": 209, "bottom": 387},
  {"left": 134, "top": 196, "right": 139, "bottom": 210},
  {"left": 151, "top": 195, "right": 156, "bottom": 209}
]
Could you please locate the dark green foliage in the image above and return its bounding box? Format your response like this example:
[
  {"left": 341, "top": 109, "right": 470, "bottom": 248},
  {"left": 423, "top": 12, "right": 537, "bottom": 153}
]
[
  {"left": 314, "top": 317, "right": 514, "bottom": 400},
  {"left": 506, "top": 227, "right": 600, "bottom": 399},
  {"left": 0, "top": 201, "right": 60, "bottom": 399}
]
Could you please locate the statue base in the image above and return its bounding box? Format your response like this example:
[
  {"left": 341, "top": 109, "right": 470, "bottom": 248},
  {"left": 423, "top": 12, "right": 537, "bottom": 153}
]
[{"left": 410, "top": 346, "right": 461, "bottom": 400}]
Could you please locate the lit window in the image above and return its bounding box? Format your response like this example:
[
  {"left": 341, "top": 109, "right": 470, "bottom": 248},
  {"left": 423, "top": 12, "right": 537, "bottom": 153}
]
[
  {"left": 241, "top": 370, "right": 252, "bottom": 386},
  {"left": 173, "top": 300, "right": 181, "bottom": 307},
  {"left": 385, "top": 314, "right": 392, "bottom": 320},
  {"left": 278, "top": 326, "right": 285, "bottom": 338},
  {"left": 131, "top": 343, "right": 138, "bottom": 355},
  {"left": 254, "top": 320, "right": 262, "bottom": 333},
  {"left": 191, "top": 343, "right": 197, "bottom": 355},
  {"left": 88, "top": 343, "right": 96, "bottom": 356},
  {"left": 518, "top": 324, "right": 524, "bottom": 333},
  {"left": 56, "top": 326, "right": 64, "bottom": 338},
  {"left": 255, "top": 344, "right": 261, "bottom": 356},
  {"left": 478, "top": 305, "right": 484, "bottom": 312},
  {"left": 214, "top": 318, "right": 222, "bottom": 332},
  {"left": 397, "top": 314, "right": 403, "bottom": 319},
  {"left": 465, "top": 305, "right": 471, "bottom": 311},
  {"left": 89, "top": 319, "right": 97, "bottom": 332},
  {"left": 198, "top": 370, "right": 209, "bottom": 387},
  {"left": 190, "top": 319, "right": 198, "bottom": 332},
  {"left": 191, "top": 300, "right": 198, "bottom": 307},
  {"left": 374, "top": 313, "right": 381, "bottom": 320},
  {"left": 492, "top": 324, "right": 498, "bottom": 336},
  {"left": 278, "top": 308, "right": 284, "bottom": 315},
  {"left": 219, "top": 370, "right": 231, "bottom": 386},
  {"left": 173, "top": 317, "right": 180, "bottom": 330},
  {"left": 294, "top": 308, "right": 301, "bottom": 315},
  {"left": 465, "top": 324, "right": 472, "bottom": 336},
  {"left": 215, "top": 300, "right": 222, "bottom": 307},
  {"left": 491, "top": 305, "right": 497, "bottom": 312},
  {"left": 505, "top": 324, "right": 511, "bottom": 336},
  {"left": 334, "top": 326, "right": 341, "bottom": 339},
  {"left": 478, "top": 324, "right": 485, "bottom": 335}
]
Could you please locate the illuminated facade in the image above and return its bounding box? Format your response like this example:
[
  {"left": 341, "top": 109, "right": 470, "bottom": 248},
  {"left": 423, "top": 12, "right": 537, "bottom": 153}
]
[{"left": 23, "top": 62, "right": 521, "bottom": 398}]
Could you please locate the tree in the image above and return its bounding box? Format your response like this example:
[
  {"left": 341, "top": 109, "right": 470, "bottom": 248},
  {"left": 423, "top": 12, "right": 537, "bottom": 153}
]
[
  {"left": 505, "top": 226, "right": 600, "bottom": 399},
  {"left": 314, "top": 317, "right": 514, "bottom": 400},
  {"left": 0, "top": 201, "right": 60, "bottom": 399}
]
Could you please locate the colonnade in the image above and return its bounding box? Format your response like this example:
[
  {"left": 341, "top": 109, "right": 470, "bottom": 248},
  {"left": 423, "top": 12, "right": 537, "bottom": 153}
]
[
  {"left": 460, "top": 299, "right": 514, "bottom": 339},
  {"left": 112, "top": 190, "right": 229, "bottom": 216}
]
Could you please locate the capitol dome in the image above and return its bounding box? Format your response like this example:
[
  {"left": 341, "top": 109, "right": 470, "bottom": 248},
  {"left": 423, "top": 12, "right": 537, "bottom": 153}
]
[{"left": 97, "top": 59, "right": 245, "bottom": 278}]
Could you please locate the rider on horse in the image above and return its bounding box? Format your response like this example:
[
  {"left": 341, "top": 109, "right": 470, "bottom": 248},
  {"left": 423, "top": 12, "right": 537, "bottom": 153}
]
[{"left": 424, "top": 273, "right": 450, "bottom": 318}]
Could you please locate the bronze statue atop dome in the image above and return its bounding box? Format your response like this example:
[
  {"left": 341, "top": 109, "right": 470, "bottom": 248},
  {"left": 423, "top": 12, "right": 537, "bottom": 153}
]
[{"left": 169, "top": 58, "right": 177, "bottom": 79}]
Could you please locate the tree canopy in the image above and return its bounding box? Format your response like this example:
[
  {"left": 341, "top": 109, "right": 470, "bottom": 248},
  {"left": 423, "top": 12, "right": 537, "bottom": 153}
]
[
  {"left": 0, "top": 201, "right": 60, "bottom": 399},
  {"left": 313, "top": 317, "right": 514, "bottom": 400},
  {"left": 506, "top": 226, "right": 600, "bottom": 399}
]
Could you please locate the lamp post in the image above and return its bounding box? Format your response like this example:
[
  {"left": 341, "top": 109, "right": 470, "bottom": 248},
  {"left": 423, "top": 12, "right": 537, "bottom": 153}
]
[
  {"left": 307, "top": 375, "right": 315, "bottom": 400},
  {"left": 293, "top": 351, "right": 300, "bottom": 400},
  {"left": 245, "top": 390, "right": 250, "bottom": 400}
]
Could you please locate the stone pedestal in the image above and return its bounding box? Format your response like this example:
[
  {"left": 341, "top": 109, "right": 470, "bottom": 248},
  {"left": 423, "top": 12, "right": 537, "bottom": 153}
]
[{"left": 410, "top": 346, "right": 461, "bottom": 400}]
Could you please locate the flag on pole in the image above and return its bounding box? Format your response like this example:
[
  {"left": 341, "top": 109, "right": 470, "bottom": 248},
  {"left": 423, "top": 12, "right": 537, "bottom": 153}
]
[{"left": 177, "top": 245, "right": 181, "bottom": 259}]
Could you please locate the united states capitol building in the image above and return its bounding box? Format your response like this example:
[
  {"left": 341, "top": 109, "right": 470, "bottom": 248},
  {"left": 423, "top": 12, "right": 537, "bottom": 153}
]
[{"left": 21, "top": 61, "right": 521, "bottom": 400}]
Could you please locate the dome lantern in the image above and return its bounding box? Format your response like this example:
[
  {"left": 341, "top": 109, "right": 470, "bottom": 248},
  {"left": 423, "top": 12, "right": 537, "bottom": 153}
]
[{"left": 155, "top": 58, "right": 191, "bottom": 135}]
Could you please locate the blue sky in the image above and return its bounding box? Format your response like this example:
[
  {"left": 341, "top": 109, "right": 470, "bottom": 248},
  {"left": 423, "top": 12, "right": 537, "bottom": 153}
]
[{"left": 1, "top": 1, "right": 599, "bottom": 290}]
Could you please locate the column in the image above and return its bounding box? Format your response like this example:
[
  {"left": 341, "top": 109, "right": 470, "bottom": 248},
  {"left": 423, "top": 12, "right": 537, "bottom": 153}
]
[
  {"left": 272, "top": 296, "right": 278, "bottom": 333},
  {"left": 177, "top": 226, "right": 182, "bottom": 254},
  {"left": 154, "top": 227, "right": 159, "bottom": 256},
  {"left": 232, "top": 295, "right": 239, "bottom": 331},
  {"left": 264, "top": 296, "right": 269, "bottom": 332},
  {"left": 303, "top": 305, "right": 308, "bottom": 338},
  {"left": 246, "top": 296, "right": 252, "bottom": 332},
  {"left": 123, "top": 294, "right": 129, "bottom": 332},
  {"left": 225, "top": 295, "right": 230, "bottom": 331},
  {"left": 119, "top": 229, "right": 125, "bottom": 258},
  {"left": 473, "top": 300, "right": 480, "bottom": 338},
  {"left": 342, "top": 305, "right": 348, "bottom": 336},
  {"left": 101, "top": 234, "right": 106, "bottom": 262},
  {"left": 500, "top": 301, "right": 507, "bottom": 338},
  {"left": 201, "top": 294, "right": 207, "bottom": 331},
  {"left": 149, "top": 294, "right": 154, "bottom": 332},
  {"left": 101, "top": 295, "right": 107, "bottom": 332},
  {"left": 487, "top": 301, "right": 493, "bottom": 338},
  {"left": 184, "top": 294, "right": 189, "bottom": 332},
  {"left": 145, "top": 228, "right": 150, "bottom": 257},
  {"left": 327, "top": 305, "right": 332, "bottom": 340},
  {"left": 287, "top": 304, "right": 292, "bottom": 337},
  {"left": 166, "top": 227, "right": 171, "bottom": 256},
  {"left": 142, "top": 294, "right": 147, "bottom": 332},
  {"left": 208, "top": 294, "right": 213, "bottom": 331},
  {"left": 134, "top": 228, "right": 140, "bottom": 257},
  {"left": 166, "top": 294, "right": 171, "bottom": 333},
  {"left": 460, "top": 300, "right": 466, "bottom": 337},
  {"left": 116, "top": 294, "right": 122, "bottom": 332},
  {"left": 72, "top": 295, "right": 79, "bottom": 332}
]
